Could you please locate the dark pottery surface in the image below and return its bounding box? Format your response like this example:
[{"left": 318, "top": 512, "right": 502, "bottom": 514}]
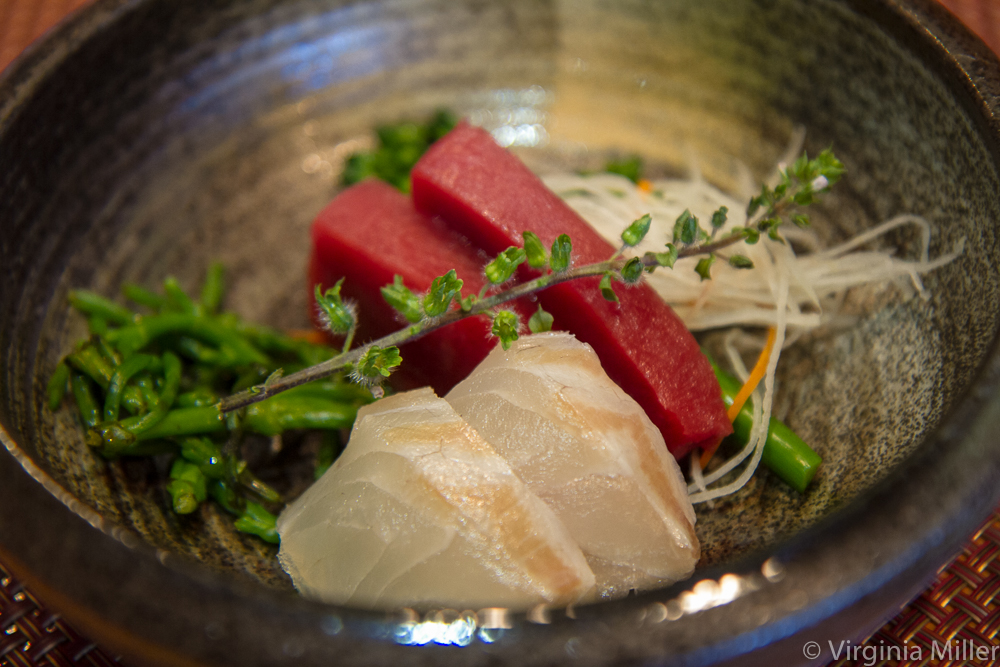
[{"left": 2, "top": 0, "right": 1000, "bottom": 664}]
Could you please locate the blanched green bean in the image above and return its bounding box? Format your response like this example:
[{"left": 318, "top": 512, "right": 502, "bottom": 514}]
[
  {"left": 174, "top": 336, "right": 227, "bottom": 366},
  {"left": 233, "top": 320, "right": 332, "bottom": 366},
  {"left": 87, "top": 316, "right": 108, "bottom": 337},
  {"left": 104, "top": 354, "right": 155, "bottom": 422},
  {"left": 179, "top": 437, "right": 227, "bottom": 479},
  {"left": 284, "top": 379, "right": 376, "bottom": 404},
  {"left": 199, "top": 262, "right": 225, "bottom": 315},
  {"left": 106, "top": 313, "right": 269, "bottom": 366},
  {"left": 95, "top": 337, "right": 123, "bottom": 367},
  {"left": 131, "top": 394, "right": 356, "bottom": 443},
  {"left": 87, "top": 421, "right": 134, "bottom": 453},
  {"left": 208, "top": 479, "right": 243, "bottom": 515},
  {"left": 66, "top": 346, "right": 144, "bottom": 413},
  {"left": 68, "top": 290, "right": 134, "bottom": 326},
  {"left": 243, "top": 395, "right": 358, "bottom": 436},
  {"left": 70, "top": 374, "right": 100, "bottom": 428},
  {"left": 59, "top": 263, "right": 366, "bottom": 543},
  {"left": 168, "top": 459, "right": 207, "bottom": 514},
  {"left": 175, "top": 388, "right": 218, "bottom": 408},
  {"left": 234, "top": 501, "right": 279, "bottom": 544},
  {"left": 159, "top": 351, "right": 181, "bottom": 408},
  {"left": 163, "top": 277, "right": 198, "bottom": 315},
  {"left": 708, "top": 357, "right": 822, "bottom": 493},
  {"left": 239, "top": 470, "right": 282, "bottom": 505},
  {"left": 122, "top": 282, "right": 167, "bottom": 311},
  {"left": 136, "top": 406, "right": 227, "bottom": 441}
]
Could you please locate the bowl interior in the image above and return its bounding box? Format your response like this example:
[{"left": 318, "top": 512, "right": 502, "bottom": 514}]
[{"left": 2, "top": 0, "right": 999, "bottom": 606}]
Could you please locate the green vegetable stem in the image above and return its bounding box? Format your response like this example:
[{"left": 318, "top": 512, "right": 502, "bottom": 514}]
[
  {"left": 52, "top": 266, "right": 372, "bottom": 543},
  {"left": 234, "top": 502, "right": 280, "bottom": 544},
  {"left": 707, "top": 356, "right": 822, "bottom": 493}
]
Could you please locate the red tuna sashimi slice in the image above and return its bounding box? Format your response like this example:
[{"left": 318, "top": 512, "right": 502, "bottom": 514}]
[
  {"left": 411, "top": 122, "right": 731, "bottom": 459},
  {"left": 310, "top": 179, "right": 528, "bottom": 394}
]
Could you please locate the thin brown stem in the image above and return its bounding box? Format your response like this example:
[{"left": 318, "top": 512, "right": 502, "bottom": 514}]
[
  {"left": 218, "top": 225, "right": 766, "bottom": 414},
  {"left": 218, "top": 259, "right": 621, "bottom": 412},
  {"left": 677, "top": 233, "right": 748, "bottom": 259}
]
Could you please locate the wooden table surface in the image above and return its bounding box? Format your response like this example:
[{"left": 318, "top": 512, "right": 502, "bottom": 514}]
[{"left": 1, "top": 2, "right": 999, "bottom": 667}]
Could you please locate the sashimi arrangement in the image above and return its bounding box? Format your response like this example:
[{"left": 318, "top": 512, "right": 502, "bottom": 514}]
[
  {"left": 278, "top": 333, "right": 697, "bottom": 608},
  {"left": 51, "top": 111, "right": 960, "bottom": 610},
  {"left": 306, "top": 122, "right": 733, "bottom": 459},
  {"left": 410, "top": 122, "right": 732, "bottom": 459}
]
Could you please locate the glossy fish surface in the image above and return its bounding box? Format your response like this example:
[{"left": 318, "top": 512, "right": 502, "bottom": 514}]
[
  {"left": 277, "top": 387, "right": 596, "bottom": 609},
  {"left": 446, "top": 333, "right": 699, "bottom": 598}
]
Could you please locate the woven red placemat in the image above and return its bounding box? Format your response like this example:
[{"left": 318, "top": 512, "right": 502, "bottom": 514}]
[
  {"left": 938, "top": 0, "right": 1000, "bottom": 56},
  {"left": 0, "top": 564, "right": 120, "bottom": 667},
  {"left": 0, "top": 1, "right": 998, "bottom": 666},
  {"left": 830, "top": 513, "right": 1000, "bottom": 667},
  {"left": 3, "top": 515, "right": 999, "bottom": 667},
  {"left": 0, "top": 0, "right": 90, "bottom": 72}
]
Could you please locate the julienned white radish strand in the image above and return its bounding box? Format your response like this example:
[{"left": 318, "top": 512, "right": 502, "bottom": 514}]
[
  {"left": 687, "top": 386, "right": 763, "bottom": 493},
  {"left": 814, "top": 214, "right": 930, "bottom": 262},
  {"left": 689, "top": 448, "right": 708, "bottom": 494},
  {"left": 684, "top": 331, "right": 765, "bottom": 493},
  {"left": 687, "top": 251, "right": 788, "bottom": 503},
  {"left": 546, "top": 168, "right": 961, "bottom": 503},
  {"left": 723, "top": 329, "right": 751, "bottom": 383},
  {"left": 543, "top": 173, "right": 963, "bottom": 331}
]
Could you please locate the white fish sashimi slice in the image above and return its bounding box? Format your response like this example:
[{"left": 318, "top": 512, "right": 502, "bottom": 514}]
[
  {"left": 277, "top": 387, "right": 596, "bottom": 609},
  {"left": 279, "top": 472, "right": 455, "bottom": 605},
  {"left": 446, "top": 332, "right": 699, "bottom": 598}
]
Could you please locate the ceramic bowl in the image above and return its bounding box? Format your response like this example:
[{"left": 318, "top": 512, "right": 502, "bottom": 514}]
[{"left": 3, "top": 0, "right": 1000, "bottom": 664}]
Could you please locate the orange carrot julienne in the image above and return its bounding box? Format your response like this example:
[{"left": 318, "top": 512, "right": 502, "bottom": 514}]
[
  {"left": 699, "top": 326, "right": 777, "bottom": 468},
  {"left": 726, "top": 326, "right": 777, "bottom": 422},
  {"left": 698, "top": 434, "right": 725, "bottom": 471}
]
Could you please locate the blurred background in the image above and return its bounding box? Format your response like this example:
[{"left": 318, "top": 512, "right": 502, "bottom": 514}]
[{"left": 0, "top": 1, "right": 996, "bottom": 75}]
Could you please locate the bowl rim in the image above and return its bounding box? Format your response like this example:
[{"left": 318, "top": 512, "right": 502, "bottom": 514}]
[{"left": 3, "top": 0, "right": 1000, "bottom": 664}]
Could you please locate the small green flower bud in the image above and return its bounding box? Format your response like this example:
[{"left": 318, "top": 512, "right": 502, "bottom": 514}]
[
  {"left": 492, "top": 310, "right": 520, "bottom": 350},
  {"left": 621, "top": 214, "right": 652, "bottom": 247},
  {"left": 550, "top": 234, "right": 572, "bottom": 273},
  {"left": 523, "top": 231, "right": 548, "bottom": 268},
  {"left": 620, "top": 257, "right": 644, "bottom": 284},
  {"left": 485, "top": 246, "right": 527, "bottom": 284}
]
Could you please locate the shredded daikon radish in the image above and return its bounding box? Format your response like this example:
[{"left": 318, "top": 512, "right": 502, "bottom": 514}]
[
  {"left": 544, "top": 169, "right": 962, "bottom": 503},
  {"left": 686, "top": 252, "right": 789, "bottom": 503},
  {"left": 722, "top": 329, "right": 752, "bottom": 382},
  {"left": 689, "top": 450, "right": 708, "bottom": 494},
  {"left": 543, "top": 173, "right": 963, "bottom": 333}
]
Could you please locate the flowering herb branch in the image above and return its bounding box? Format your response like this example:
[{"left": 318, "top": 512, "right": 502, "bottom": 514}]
[{"left": 218, "top": 148, "right": 842, "bottom": 413}]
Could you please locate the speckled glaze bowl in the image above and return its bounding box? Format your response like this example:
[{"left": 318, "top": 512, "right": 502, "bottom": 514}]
[{"left": 3, "top": 0, "right": 1000, "bottom": 664}]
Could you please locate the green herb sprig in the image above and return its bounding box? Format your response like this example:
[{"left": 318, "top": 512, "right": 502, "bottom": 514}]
[{"left": 218, "top": 149, "right": 843, "bottom": 412}]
